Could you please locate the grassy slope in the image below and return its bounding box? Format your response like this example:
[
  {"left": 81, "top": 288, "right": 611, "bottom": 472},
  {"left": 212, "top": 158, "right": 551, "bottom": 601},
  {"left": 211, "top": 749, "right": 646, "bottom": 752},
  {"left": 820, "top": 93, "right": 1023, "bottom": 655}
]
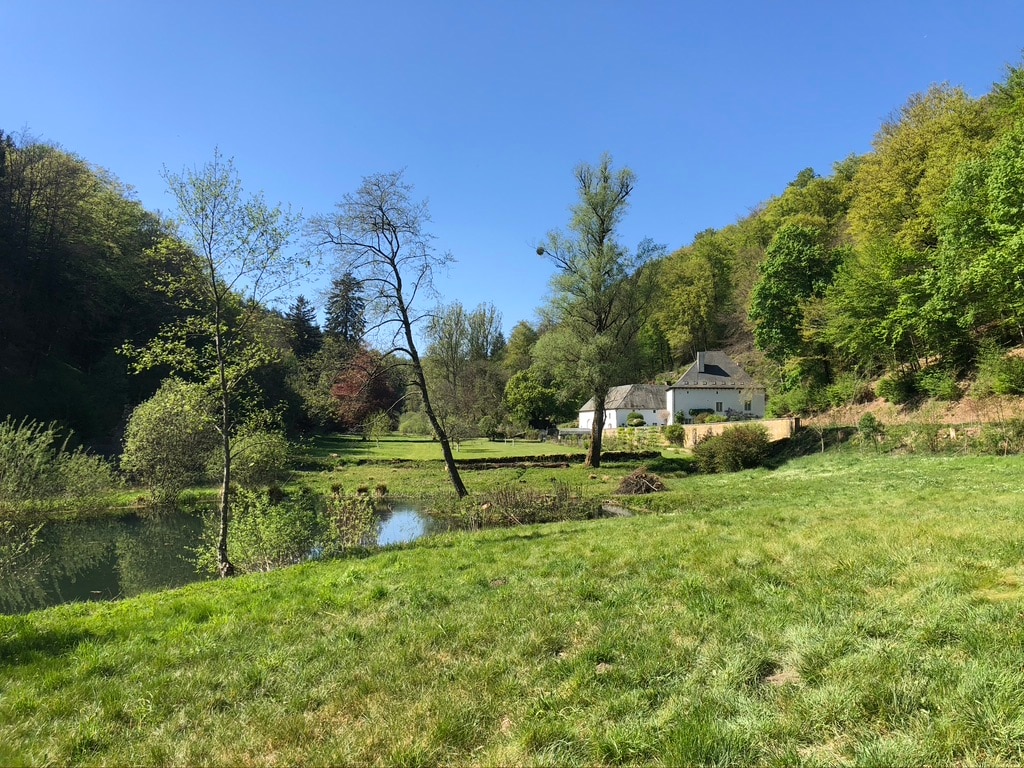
[{"left": 4, "top": 451, "right": 1024, "bottom": 765}]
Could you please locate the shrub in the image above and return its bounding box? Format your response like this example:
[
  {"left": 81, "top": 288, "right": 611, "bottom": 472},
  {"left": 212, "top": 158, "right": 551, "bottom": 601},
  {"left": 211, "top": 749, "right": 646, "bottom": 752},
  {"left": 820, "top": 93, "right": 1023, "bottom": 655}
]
[
  {"left": 824, "top": 374, "right": 875, "bottom": 407},
  {"left": 325, "top": 489, "right": 378, "bottom": 551},
  {"left": 918, "top": 370, "right": 961, "bottom": 401},
  {"left": 858, "top": 413, "right": 884, "bottom": 446},
  {"left": 692, "top": 424, "right": 771, "bottom": 474},
  {"left": 398, "top": 410, "right": 432, "bottom": 436},
  {"left": 196, "top": 488, "right": 329, "bottom": 575},
  {"left": 876, "top": 371, "right": 919, "bottom": 404},
  {"left": 121, "top": 380, "right": 218, "bottom": 501},
  {"left": 766, "top": 386, "right": 816, "bottom": 417},
  {"left": 230, "top": 428, "right": 291, "bottom": 488},
  {"left": 0, "top": 417, "right": 64, "bottom": 502},
  {"left": 976, "top": 418, "right": 1024, "bottom": 456},
  {"left": 0, "top": 416, "right": 117, "bottom": 505},
  {"left": 626, "top": 411, "right": 646, "bottom": 427},
  {"left": 973, "top": 343, "right": 1024, "bottom": 396},
  {"left": 664, "top": 424, "right": 687, "bottom": 446}
]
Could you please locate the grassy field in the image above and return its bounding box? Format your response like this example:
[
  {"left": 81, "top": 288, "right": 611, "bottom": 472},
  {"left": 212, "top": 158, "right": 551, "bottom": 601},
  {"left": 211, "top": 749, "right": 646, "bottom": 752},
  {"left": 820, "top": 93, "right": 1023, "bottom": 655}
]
[
  {"left": 302, "top": 434, "right": 589, "bottom": 463},
  {"left": 4, "top": 450, "right": 1024, "bottom": 765}
]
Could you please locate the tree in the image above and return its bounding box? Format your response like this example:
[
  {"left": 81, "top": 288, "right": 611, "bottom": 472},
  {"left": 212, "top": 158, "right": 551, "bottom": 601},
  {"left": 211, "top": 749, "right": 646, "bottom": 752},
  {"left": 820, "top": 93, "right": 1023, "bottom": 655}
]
[
  {"left": 329, "top": 346, "right": 403, "bottom": 431},
  {"left": 749, "top": 223, "right": 844, "bottom": 363},
  {"left": 537, "top": 154, "right": 660, "bottom": 467},
  {"left": 306, "top": 170, "right": 468, "bottom": 497},
  {"left": 503, "top": 320, "right": 539, "bottom": 375},
  {"left": 424, "top": 302, "right": 507, "bottom": 436},
  {"left": 324, "top": 271, "right": 366, "bottom": 343},
  {"left": 122, "top": 150, "right": 301, "bottom": 576},
  {"left": 285, "top": 295, "right": 322, "bottom": 359},
  {"left": 503, "top": 370, "right": 561, "bottom": 430}
]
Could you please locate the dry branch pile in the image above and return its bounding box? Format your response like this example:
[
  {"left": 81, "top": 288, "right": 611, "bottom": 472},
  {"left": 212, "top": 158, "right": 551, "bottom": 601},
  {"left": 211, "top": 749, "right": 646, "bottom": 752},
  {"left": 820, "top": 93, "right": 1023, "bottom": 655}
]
[{"left": 615, "top": 467, "right": 667, "bottom": 495}]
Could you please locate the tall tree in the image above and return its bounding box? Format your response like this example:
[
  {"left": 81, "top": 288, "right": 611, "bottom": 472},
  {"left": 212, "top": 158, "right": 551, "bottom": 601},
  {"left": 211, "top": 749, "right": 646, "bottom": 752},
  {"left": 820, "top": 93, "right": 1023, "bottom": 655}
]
[
  {"left": 324, "top": 271, "right": 366, "bottom": 344},
  {"left": 306, "top": 170, "right": 469, "bottom": 497},
  {"left": 122, "top": 150, "right": 300, "bottom": 577},
  {"left": 285, "top": 295, "right": 322, "bottom": 359},
  {"left": 537, "top": 154, "right": 659, "bottom": 467}
]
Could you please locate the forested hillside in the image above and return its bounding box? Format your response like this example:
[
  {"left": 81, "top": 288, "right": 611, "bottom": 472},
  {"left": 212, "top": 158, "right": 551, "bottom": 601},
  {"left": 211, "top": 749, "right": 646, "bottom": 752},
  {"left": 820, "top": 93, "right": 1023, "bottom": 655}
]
[
  {"left": 5, "top": 61, "right": 1024, "bottom": 448},
  {"left": 0, "top": 132, "right": 178, "bottom": 447},
  {"left": 638, "top": 64, "right": 1024, "bottom": 414}
]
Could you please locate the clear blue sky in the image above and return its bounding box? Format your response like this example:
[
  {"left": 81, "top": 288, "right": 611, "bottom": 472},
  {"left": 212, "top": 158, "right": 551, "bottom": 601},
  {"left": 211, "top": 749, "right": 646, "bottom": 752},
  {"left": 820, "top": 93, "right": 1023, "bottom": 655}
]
[{"left": 4, "top": 1, "right": 1023, "bottom": 336}]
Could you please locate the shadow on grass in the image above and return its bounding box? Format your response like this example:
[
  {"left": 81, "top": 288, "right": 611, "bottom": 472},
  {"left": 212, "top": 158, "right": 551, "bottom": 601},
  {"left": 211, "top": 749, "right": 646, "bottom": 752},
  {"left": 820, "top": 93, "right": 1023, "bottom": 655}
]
[{"left": 0, "top": 619, "right": 92, "bottom": 666}]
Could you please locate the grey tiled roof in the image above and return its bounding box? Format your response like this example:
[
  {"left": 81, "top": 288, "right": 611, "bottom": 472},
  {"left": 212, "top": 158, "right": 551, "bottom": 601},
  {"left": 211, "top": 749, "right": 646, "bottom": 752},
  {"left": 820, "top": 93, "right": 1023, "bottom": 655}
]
[
  {"left": 669, "top": 351, "right": 762, "bottom": 389},
  {"left": 579, "top": 384, "right": 666, "bottom": 413}
]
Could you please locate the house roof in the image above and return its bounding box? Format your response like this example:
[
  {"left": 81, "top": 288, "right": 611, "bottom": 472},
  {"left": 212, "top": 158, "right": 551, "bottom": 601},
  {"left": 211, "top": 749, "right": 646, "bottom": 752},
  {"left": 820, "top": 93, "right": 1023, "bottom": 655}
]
[
  {"left": 579, "top": 384, "right": 666, "bottom": 413},
  {"left": 669, "top": 351, "right": 762, "bottom": 390}
]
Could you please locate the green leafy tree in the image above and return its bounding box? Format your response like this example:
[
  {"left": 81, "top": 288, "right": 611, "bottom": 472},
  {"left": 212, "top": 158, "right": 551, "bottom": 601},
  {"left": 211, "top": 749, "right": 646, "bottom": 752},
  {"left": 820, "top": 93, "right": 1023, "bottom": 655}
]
[
  {"left": 537, "top": 154, "right": 660, "bottom": 467},
  {"left": 503, "top": 321, "right": 539, "bottom": 375},
  {"left": 503, "top": 370, "right": 561, "bottom": 430},
  {"left": 307, "top": 170, "right": 468, "bottom": 497},
  {"left": 847, "top": 85, "right": 993, "bottom": 253},
  {"left": 122, "top": 150, "right": 301, "bottom": 576},
  {"left": 424, "top": 302, "right": 507, "bottom": 436},
  {"left": 362, "top": 410, "right": 391, "bottom": 447},
  {"left": 750, "top": 223, "right": 844, "bottom": 363}
]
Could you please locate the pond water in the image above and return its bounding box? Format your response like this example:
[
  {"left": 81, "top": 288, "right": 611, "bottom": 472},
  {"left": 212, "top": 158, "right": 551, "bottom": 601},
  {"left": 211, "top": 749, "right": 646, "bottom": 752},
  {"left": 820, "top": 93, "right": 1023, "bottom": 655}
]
[{"left": 2, "top": 501, "right": 448, "bottom": 614}]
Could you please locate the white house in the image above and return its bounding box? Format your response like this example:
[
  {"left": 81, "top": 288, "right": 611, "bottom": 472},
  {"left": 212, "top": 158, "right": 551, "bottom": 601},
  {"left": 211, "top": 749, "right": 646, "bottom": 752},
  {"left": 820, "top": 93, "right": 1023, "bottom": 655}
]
[
  {"left": 578, "top": 384, "right": 669, "bottom": 430},
  {"left": 666, "top": 351, "right": 765, "bottom": 424}
]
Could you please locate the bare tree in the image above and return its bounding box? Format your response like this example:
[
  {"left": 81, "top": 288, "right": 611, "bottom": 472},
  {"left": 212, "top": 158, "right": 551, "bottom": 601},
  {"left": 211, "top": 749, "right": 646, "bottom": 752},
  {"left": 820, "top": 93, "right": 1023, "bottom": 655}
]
[{"left": 307, "top": 171, "right": 468, "bottom": 497}]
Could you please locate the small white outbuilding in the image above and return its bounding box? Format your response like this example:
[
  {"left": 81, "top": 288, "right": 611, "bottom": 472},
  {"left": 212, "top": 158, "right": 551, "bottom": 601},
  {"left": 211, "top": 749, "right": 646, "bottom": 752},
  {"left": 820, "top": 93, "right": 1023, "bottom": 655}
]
[{"left": 578, "top": 384, "right": 668, "bottom": 430}]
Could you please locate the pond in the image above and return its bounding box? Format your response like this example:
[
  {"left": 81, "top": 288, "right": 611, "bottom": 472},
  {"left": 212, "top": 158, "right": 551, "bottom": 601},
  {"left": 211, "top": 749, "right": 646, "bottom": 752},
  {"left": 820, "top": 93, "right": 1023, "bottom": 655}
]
[{"left": 1, "top": 501, "right": 450, "bottom": 615}]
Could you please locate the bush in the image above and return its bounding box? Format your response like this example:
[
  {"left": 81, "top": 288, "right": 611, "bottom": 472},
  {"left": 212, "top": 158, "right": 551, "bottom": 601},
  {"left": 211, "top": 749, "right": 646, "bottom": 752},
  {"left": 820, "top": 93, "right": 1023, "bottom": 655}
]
[
  {"left": 664, "top": 424, "right": 687, "bottom": 446},
  {"left": 976, "top": 418, "right": 1024, "bottom": 456},
  {"left": 121, "top": 380, "right": 218, "bottom": 501},
  {"left": 230, "top": 428, "right": 291, "bottom": 488},
  {"left": 824, "top": 374, "right": 875, "bottom": 407},
  {"left": 398, "top": 410, "right": 432, "bottom": 436},
  {"left": 858, "top": 413, "right": 884, "bottom": 446},
  {"left": 0, "top": 417, "right": 64, "bottom": 502},
  {"left": 197, "top": 488, "right": 329, "bottom": 575},
  {"left": 692, "top": 424, "right": 771, "bottom": 474},
  {"left": 876, "top": 371, "right": 919, "bottom": 404},
  {"left": 626, "top": 411, "right": 646, "bottom": 427},
  {"left": 766, "top": 386, "right": 817, "bottom": 417},
  {"left": 918, "top": 370, "right": 961, "bottom": 401},
  {"left": 0, "top": 416, "right": 117, "bottom": 505}
]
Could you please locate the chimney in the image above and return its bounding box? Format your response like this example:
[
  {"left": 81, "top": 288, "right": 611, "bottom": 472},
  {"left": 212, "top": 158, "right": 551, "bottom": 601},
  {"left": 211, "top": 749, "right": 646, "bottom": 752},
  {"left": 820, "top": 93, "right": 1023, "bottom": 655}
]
[{"left": 696, "top": 351, "right": 706, "bottom": 373}]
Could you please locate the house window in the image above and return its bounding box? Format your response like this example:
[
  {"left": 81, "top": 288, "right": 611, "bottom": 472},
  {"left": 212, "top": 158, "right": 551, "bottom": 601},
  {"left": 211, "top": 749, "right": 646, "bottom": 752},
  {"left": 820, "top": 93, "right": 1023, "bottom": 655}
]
[
  {"left": 744, "top": 399, "right": 752, "bottom": 411},
  {"left": 715, "top": 401, "right": 723, "bottom": 412}
]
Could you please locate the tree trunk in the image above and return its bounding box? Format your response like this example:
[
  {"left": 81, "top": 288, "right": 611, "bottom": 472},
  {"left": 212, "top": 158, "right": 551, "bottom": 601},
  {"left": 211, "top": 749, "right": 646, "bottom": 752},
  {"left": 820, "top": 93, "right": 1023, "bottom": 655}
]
[
  {"left": 218, "top": 441, "right": 234, "bottom": 578},
  {"left": 586, "top": 392, "right": 606, "bottom": 468},
  {"left": 215, "top": 330, "right": 235, "bottom": 578}
]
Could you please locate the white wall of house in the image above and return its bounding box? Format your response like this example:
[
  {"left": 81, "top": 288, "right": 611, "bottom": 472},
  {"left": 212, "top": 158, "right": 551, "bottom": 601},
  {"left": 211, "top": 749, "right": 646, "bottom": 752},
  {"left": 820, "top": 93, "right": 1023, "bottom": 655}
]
[
  {"left": 666, "top": 388, "right": 766, "bottom": 424},
  {"left": 579, "top": 407, "right": 668, "bottom": 430}
]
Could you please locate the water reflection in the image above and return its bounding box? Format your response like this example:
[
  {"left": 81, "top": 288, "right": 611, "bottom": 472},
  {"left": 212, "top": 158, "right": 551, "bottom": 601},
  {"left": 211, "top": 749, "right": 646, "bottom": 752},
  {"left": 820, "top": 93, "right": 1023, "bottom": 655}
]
[{"left": 1, "top": 501, "right": 445, "bottom": 614}]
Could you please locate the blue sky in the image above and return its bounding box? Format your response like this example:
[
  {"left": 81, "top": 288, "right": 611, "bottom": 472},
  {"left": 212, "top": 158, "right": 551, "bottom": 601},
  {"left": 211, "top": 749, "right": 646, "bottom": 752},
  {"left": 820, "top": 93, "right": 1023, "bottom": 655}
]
[{"left": 4, "top": 1, "right": 1024, "bottom": 336}]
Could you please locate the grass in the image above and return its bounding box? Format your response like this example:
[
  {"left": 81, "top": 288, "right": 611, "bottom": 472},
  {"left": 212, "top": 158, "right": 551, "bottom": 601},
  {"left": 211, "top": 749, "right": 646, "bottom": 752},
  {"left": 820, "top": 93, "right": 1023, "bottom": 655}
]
[
  {"left": 5, "top": 450, "right": 1024, "bottom": 764},
  {"left": 302, "top": 433, "right": 588, "bottom": 463}
]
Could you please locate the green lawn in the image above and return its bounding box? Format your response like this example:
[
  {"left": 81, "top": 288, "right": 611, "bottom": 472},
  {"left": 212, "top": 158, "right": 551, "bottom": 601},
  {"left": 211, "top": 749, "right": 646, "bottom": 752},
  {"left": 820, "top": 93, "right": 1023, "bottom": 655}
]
[
  {"left": 4, "top": 451, "right": 1024, "bottom": 765},
  {"left": 301, "top": 433, "right": 589, "bottom": 463}
]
